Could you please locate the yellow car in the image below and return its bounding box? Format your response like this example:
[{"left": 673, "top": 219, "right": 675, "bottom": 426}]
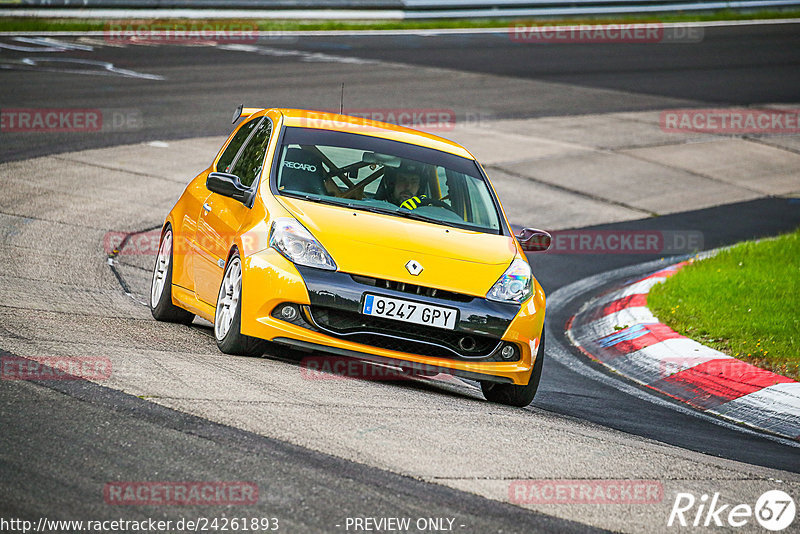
[{"left": 150, "top": 107, "right": 551, "bottom": 406}]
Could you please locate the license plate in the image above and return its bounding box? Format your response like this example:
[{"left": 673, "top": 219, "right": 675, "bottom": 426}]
[{"left": 362, "top": 294, "right": 458, "bottom": 330}]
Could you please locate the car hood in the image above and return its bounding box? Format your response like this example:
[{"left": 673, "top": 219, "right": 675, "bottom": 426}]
[{"left": 277, "top": 197, "right": 518, "bottom": 297}]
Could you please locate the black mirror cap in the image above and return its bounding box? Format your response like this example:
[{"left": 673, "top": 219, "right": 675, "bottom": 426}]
[
  {"left": 516, "top": 228, "right": 551, "bottom": 252},
  {"left": 232, "top": 104, "right": 244, "bottom": 124},
  {"left": 207, "top": 171, "right": 239, "bottom": 196},
  {"left": 207, "top": 172, "right": 254, "bottom": 206}
]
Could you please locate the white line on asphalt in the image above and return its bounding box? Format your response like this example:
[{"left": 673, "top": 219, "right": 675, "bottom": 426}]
[
  {"left": 0, "top": 57, "right": 164, "bottom": 80},
  {"left": 216, "top": 43, "right": 378, "bottom": 65},
  {"left": 0, "top": 36, "right": 94, "bottom": 52}
]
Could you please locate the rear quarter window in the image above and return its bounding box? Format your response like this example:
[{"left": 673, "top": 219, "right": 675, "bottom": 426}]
[{"left": 216, "top": 117, "right": 261, "bottom": 173}]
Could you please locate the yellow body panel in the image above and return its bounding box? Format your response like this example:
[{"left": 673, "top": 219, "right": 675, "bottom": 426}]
[
  {"left": 277, "top": 197, "right": 517, "bottom": 296},
  {"left": 161, "top": 108, "right": 545, "bottom": 385}
]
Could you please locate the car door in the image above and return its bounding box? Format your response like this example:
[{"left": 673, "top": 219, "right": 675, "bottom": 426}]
[
  {"left": 193, "top": 116, "right": 273, "bottom": 305},
  {"left": 170, "top": 118, "right": 260, "bottom": 291}
]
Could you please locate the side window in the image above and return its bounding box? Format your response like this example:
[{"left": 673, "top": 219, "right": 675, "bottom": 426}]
[
  {"left": 230, "top": 118, "right": 273, "bottom": 187},
  {"left": 216, "top": 118, "right": 261, "bottom": 173}
]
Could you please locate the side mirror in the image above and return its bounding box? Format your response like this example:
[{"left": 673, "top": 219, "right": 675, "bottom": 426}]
[
  {"left": 206, "top": 172, "right": 252, "bottom": 205},
  {"left": 516, "top": 228, "right": 551, "bottom": 252}
]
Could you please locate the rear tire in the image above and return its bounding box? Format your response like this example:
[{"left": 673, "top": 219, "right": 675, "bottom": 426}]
[
  {"left": 214, "top": 251, "right": 266, "bottom": 357},
  {"left": 150, "top": 226, "right": 195, "bottom": 325},
  {"left": 481, "top": 330, "right": 545, "bottom": 407}
]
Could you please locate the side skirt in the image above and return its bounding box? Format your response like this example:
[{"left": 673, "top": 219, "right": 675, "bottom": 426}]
[{"left": 173, "top": 284, "right": 216, "bottom": 323}]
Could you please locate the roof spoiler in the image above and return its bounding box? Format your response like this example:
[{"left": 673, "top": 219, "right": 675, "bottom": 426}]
[{"left": 231, "top": 105, "right": 263, "bottom": 124}]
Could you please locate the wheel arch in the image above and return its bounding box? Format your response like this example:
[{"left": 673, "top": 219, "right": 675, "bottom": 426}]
[{"left": 225, "top": 243, "right": 241, "bottom": 268}]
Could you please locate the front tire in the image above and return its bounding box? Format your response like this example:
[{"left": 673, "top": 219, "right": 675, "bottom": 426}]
[
  {"left": 150, "top": 226, "right": 195, "bottom": 325},
  {"left": 214, "top": 251, "right": 266, "bottom": 356},
  {"left": 481, "top": 329, "right": 545, "bottom": 407}
]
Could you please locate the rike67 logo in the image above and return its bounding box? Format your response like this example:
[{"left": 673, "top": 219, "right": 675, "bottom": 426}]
[{"left": 668, "top": 490, "right": 795, "bottom": 531}]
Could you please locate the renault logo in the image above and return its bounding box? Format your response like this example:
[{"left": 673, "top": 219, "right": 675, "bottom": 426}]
[{"left": 405, "top": 260, "right": 423, "bottom": 276}]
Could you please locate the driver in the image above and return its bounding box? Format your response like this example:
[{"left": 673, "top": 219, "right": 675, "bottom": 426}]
[
  {"left": 386, "top": 161, "right": 426, "bottom": 209},
  {"left": 391, "top": 172, "right": 422, "bottom": 208}
]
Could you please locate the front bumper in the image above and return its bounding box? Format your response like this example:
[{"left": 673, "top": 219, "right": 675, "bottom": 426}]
[{"left": 239, "top": 249, "right": 545, "bottom": 385}]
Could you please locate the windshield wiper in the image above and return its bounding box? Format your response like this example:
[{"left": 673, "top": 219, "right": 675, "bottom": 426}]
[
  {"left": 354, "top": 205, "right": 400, "bottom": 216},
  {"left": 282, "top": 192, "right": 354, "bottom": 208},
  {"left": 357, "top": 205, "right": 462, "bottom": 229},
  {"left": 284, "top": 194, "right": 463, "bottom": 229},
  {"left": 396, "top": 210, "right": 462, "bottom": 228},
  {"left": 282, "top": 192, "right": 324, "bottom": 203}
]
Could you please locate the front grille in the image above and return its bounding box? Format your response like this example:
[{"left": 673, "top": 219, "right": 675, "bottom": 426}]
[
  {"left": 350, "top": 275, "right": 473, "bottom": 303},
  {"left": 308, "top": 306, "right": 503, "bottom": 360}
]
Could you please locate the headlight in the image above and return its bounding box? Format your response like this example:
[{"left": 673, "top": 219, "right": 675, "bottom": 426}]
[
  {"left": 486, "top": 258, "right": 533, "bottom": 303},
  {"left": 269, "top": 217, "right": 336, "bottom": 271}
]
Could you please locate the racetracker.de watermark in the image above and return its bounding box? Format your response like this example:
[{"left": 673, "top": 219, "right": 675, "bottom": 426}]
[
  {"left": 509, "top": 479, "right": 663, "bottom": 504},
  {"left": 544, "top": 230, "right": 703, "bottom": 254},
  {"left": 104, "top": 20, "right": 260, "bottom": 45},
  {"left": 104, "top": 482, "right": 259, "bottom": 506},
  {"left": 298, "top": 109, "right": 457, "bottom": 132},
  {"left": 110, "top": 229, "right": 703, "bottom": 258},
  {"left": 0, "top": 517, "right": 279, "bottom": 533},
  {"left": 299, "top": 109, "right": 495, "bottom": 132},
  {"left": 657, "top": 356, "right": 798, "bottom": 381},
  {"left": 0, "top": 108, "right": 143, "bottom": 133},
  {"left": 104, "top": 230, "right": 270, "bottom": 258},
  {"left": 300, "top": 356, "right": 420, "bottom": 381},
  {"left": 660, "top": 109, "right": 800, "bottom": 134},
  {"left": 508, "top": 23, "right": 703, "bottom": 44},
  {"left": 1, "top": 356, "right": 111, "bottom": 381}
]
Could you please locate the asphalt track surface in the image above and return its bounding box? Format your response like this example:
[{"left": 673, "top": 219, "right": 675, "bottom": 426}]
[
  {"left": 262, "top": 23, "right": 800, "bottom": 105},
  {"left": 1, "top": 22, "right": 799, "bottom": 532},
  {"left": 2, "top": 22, "right": 799, "bottom": 162},
  {"left": 0, "top": 365, "right": 590, "bottom": 533}
]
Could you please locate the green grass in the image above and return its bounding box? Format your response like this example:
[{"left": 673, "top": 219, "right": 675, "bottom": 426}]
[
  {"left": 1, "top": 9, "right": 799, "bottom": 32},
  {"left": 648, "top": 228, "right": 800, "bottom": 380}
]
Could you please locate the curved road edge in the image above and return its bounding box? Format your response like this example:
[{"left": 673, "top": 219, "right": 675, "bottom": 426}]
[{"left": 556, "top": 257, "right": 800, "bottom": 442}]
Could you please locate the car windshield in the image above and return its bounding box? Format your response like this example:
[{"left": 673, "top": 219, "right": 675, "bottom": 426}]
[{"left": 273, "top": 127, "right": 503, "bottom": 234}]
